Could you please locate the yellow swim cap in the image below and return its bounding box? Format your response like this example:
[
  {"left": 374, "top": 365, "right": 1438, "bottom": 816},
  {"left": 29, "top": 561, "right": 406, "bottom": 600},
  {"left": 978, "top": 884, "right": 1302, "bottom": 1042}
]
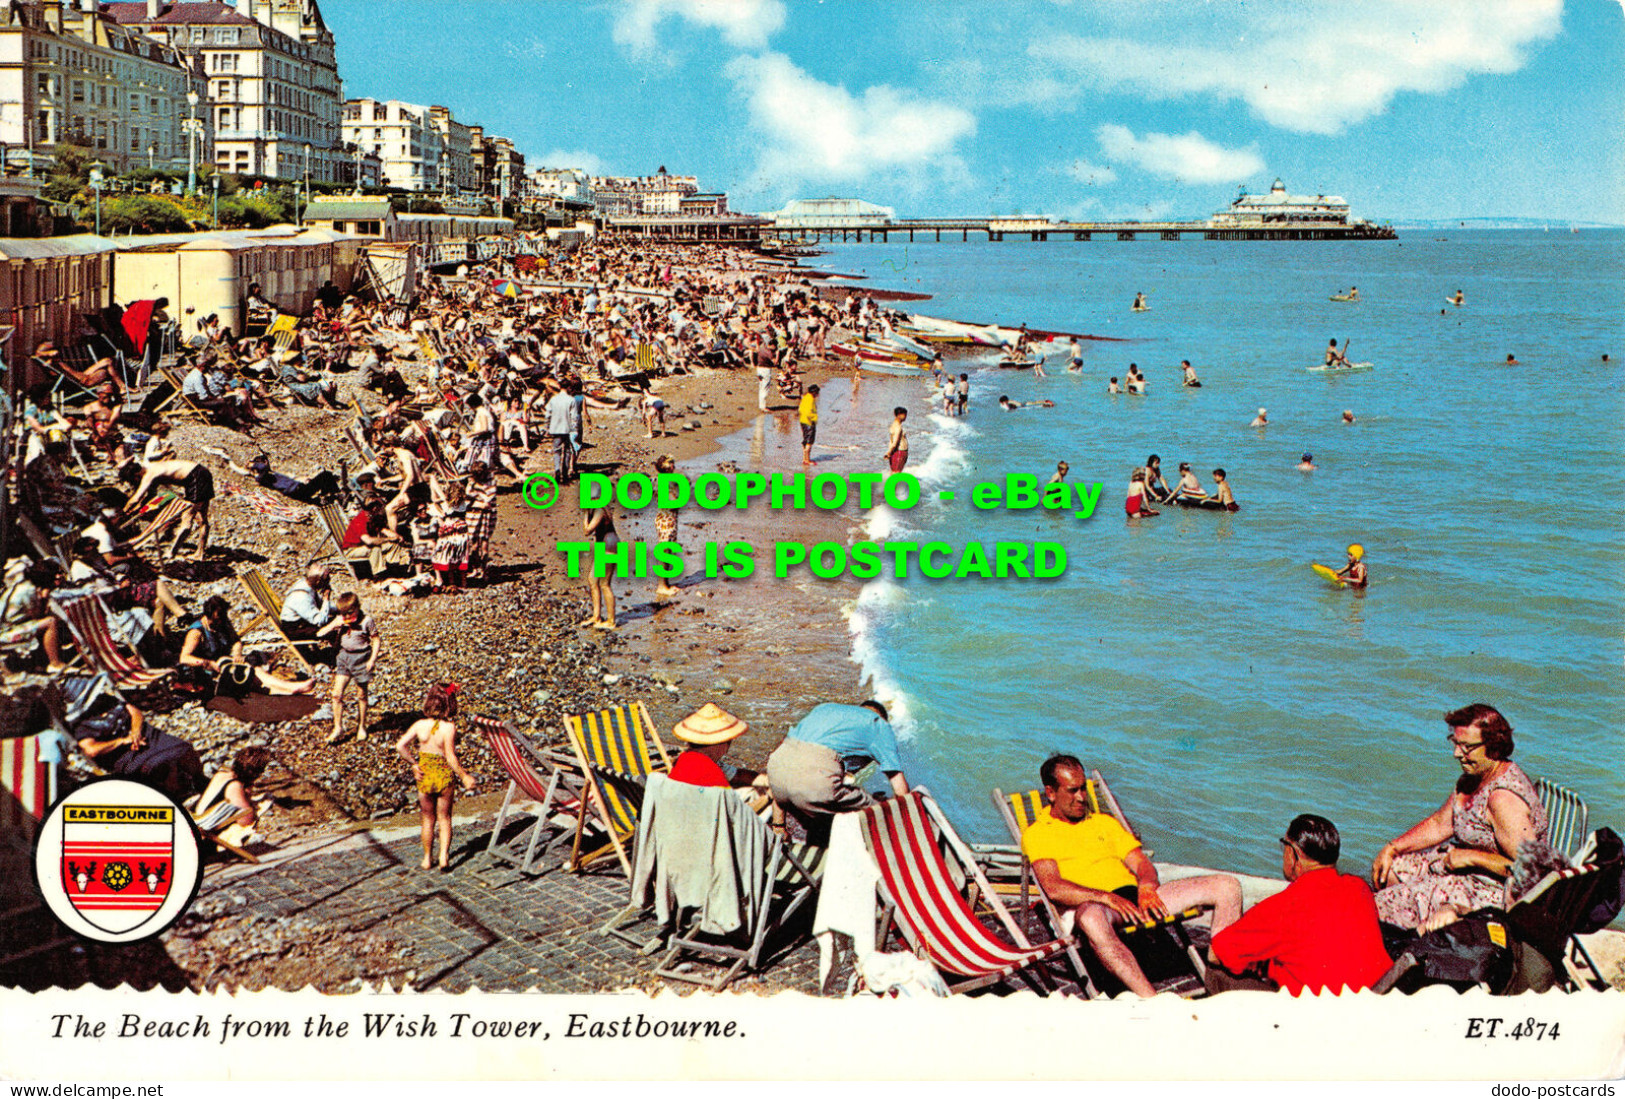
[{"left": 1348, "top": 544, "right": 1364, "bottom": 560}]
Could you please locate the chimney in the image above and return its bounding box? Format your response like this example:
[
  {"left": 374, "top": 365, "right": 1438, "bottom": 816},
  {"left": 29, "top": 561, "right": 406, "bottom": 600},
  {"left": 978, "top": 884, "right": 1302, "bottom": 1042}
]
[
  {"left": 147, "top": 0, "right": 160, "bottom": 18},
  {"left": 43, "top": 0, "right": 62, "bottom": 32},
  {"left": 78, "top": 0, "right": 94, "bottom": 13},
  {"left": 235, "top": 0, "right": 253, "bottom": 19}
]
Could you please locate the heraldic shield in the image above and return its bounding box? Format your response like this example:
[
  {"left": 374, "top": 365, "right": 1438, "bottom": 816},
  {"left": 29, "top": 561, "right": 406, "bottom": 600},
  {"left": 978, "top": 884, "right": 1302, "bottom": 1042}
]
[{"left": 59, "top": 803, "right": 175, "bottom": 935}]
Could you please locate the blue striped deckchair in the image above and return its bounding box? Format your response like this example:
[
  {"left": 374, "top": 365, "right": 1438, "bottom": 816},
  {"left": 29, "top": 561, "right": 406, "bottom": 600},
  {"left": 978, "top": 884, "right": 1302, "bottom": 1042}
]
[{"left": 564, "top": 702, "right": 671, "bottom": 874}]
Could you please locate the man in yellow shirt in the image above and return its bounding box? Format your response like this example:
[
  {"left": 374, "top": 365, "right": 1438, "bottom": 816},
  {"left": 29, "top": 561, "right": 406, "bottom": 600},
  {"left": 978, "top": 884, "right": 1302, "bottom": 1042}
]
[
  {"left": 1023, "top": 755, "right": 1243, "bottom": 996},
  {"left": 798, "top": 384, "right": 819, "bottom": 466}
]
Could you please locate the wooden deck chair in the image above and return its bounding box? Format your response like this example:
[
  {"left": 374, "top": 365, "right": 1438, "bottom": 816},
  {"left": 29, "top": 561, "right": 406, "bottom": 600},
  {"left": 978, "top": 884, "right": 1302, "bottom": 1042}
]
[
  {"left": 237, "top": 569, "right": 316, "bottom": 671},
  {"left": 187, "top": 794, "right": 260, "bottom": 865},
  {"left": 563, "top": 703, "right": 671, "bottom": 875},
  {"left": 633, "top": 342, "right": 655, "bottom": 374},
  {"left": 861, "top": 788, "right": 1074, "bottom": 995},
  {"left": 342, "top": 422, "right": 378, "bottom": 465},
  {"left": 152, "top": 364, "right": 211, "bottom": 423},
  {"left": 416, "top": 422, "right": 461, "bottom": 481},
  {"left": 312, "top": 501, "right": 362, "bottom": 581},
  {"left": 1535, "top": 777, "right": 1590, "bottom": 862},
  {"left": 123, "top": 494, "right": 188, "bottom": 553},
  {"left": 601, "top": 773, "right": 825, "bottom": 991},
  {"left": 993, "top": 779, "right": 1209, "bottom": 992},
  {"left": 468, "top": 714, "right": 584, "bottom": 875},
  {"left": 1, "top": 733, "right": 58, "bottom": 842},
  {"left": 50, "top": 594, "right": 172, "bottom": 694},
  {"left": 266, "top": 314, "right": 298, "bottom": 353}
]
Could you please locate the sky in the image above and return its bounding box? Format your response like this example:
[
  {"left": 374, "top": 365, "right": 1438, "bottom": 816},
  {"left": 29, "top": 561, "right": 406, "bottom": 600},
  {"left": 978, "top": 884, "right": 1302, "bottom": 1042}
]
[{"left": 322, "top": 0, "right": 1625, "bottom": 223}]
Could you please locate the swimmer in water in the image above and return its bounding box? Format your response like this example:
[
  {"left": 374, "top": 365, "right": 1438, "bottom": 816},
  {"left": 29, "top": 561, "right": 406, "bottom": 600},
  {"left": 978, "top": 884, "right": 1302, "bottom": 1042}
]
[
  {"left": 1297, "top": 453, "right": 1316, "bottom": 472},
  {"left": 1125, "top": 470, "right": 1159, "bottom": 517},
  {"left": 1212, "top": 468, "right": 1238, "bottom": 512},
  {"left": 1251, "top": 407, "right": 1268, "bottom": 427},
  {"left": 1505, "top": 353, "right": 1520, "bottom": 365},
  {"left": 1108, "top": 377, "right": 1120, "bottom": 394},
  {"left": 999, "top": 395, "right": 1052, "bottom": 410},
  {"left": 1132, "top": 292, "right": 1147, "bottom": 311},
  {"left": 1181, "top": 359, "right": 1201, "bottom": 387},
  {"left": 1047, "top": 461, "right": 1070, "bottom": 485},
  {"left": 1173, "top": 462, "right": 1206, "bottom": 500},
  {"left": 1334, "top": 544, "right": 1368, "bottom": 589},
  {"left": 1342, "top": 410, "right": 1356, "bottom": 424},
  {"left": 1450, "top": 290, "right": 1465, "bottom": 306}
]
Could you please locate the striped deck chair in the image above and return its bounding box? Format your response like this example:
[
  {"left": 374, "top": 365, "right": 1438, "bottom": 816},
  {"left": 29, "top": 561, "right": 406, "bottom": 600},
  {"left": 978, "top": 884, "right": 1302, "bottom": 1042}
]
[
  {"left": 601, "top": 773, "right": 826, "bottom": 991},
  {"left": 238, "top": 569, "right": 316, "bottom": 671},
  {"left": 1535, "top": 777, "right": 1590, "bottom": 862},
  {"left": 633, "top": 342, "right": 655, "bottom": 374},
  {"left": 313, "top": 501, "right": 361, "bottom": 580},
  {"left": 266, "top": 314, "right": 298, "bottom": 353},
  {"left": 564, "top": 703, "right": 671, "bottom": 875},
  {"left": 50, "top": 595, "right": 171, "bottom": 694},
  {"left": 124, "top": 494, "right": 189, "bottom": 553},
  {"left": 861, "top": 788, "right": 1073, "bottom": 995},
  {"left": 152, "top": 364, "right": 211, "bottom": 422},
  {"left": 1, "top": 733, "right": 57, "bottom": 844},
  {"left": 993, "top": 778, "right": 1208, "bottom": 994},
  {"left": 186, "top": 793, "right": 260, "bottom": 865},
  {"left": 469, "top": 714, "right": 584, "bottom": 875}
]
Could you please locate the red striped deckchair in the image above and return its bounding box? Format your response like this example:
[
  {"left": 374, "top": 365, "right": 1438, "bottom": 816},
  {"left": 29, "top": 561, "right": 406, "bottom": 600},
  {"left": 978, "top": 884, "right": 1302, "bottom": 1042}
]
[
  {"left": 861, "top": 788, "right": 1072, "bottom": 995},
  {"left": 469, "top": 714, "right": 583, "bottom": 875},
  {"left": 125, "top": 494, "right": 189, "bottom": 552},
  {"left": 1, "top": 734, "right": 54, "bottom": 841},
  {"left": 51, "top": 595, "right": 171, "bottom": 693},
  {"left": 564, "top": 703, "right": 671, "bottom": 875}
]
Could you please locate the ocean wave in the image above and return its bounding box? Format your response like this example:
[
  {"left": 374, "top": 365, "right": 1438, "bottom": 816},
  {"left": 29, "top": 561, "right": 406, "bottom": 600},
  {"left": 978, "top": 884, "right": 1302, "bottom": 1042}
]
[{"left": 843, "top": 577, "right": 916, "bottom": 742}]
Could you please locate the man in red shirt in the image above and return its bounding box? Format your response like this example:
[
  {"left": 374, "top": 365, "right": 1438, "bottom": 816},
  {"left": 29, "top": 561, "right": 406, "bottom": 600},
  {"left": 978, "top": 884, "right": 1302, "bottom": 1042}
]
[
  {"left": 1207, "top": 814, "right": 1392, "bottom": 995},
  {"left": 668, "top": 703, "right": 750, "bottom": 789}
]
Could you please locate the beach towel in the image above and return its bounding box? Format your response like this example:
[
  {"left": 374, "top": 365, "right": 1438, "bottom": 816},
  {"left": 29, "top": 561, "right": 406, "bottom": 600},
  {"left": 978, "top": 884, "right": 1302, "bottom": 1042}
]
[
  {"left": 121, "top": 300, "right": 158, "bottom": 355},
  {"left": 223, "top": 482, "right": 306, "bottom": 524}
]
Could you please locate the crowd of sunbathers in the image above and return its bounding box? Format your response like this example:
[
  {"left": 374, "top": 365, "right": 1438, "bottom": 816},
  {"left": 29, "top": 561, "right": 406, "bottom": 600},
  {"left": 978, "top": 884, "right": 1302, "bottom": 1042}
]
[{"left": 1, "top": 237, "right": 860, "bottom": 851}]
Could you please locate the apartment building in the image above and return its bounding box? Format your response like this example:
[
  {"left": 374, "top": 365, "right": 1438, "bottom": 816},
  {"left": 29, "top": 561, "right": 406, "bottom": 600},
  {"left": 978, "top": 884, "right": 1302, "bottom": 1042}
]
[
  {"left": 343, "top": 98, "right": 439, "bottom": 192},
  {"left": 427, "top": 105, "right": 474, "bottom": 196},
  {"left": 0, "top": 0, "right": 202, "bottom": 174},
  {"left": 469, "top": 126, "right": 523, "bottom": 202},
  {"left": 590, "top": 168, "right": 699, "bottom": 216},
  {"left": 102, "top": 0, "right": 344, "bottom": 182}
]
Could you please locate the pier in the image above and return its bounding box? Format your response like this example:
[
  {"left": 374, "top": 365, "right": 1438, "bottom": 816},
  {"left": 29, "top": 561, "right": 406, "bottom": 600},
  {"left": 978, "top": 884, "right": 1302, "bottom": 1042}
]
[{"left": 601, "top": 214, "right": 1396, "bottom": 245}]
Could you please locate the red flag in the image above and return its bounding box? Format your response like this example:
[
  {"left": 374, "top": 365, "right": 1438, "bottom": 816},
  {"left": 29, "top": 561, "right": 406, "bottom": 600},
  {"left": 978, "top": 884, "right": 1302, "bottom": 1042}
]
[{"left": 121, "top": 299, "right": 157, "bottom": 355}]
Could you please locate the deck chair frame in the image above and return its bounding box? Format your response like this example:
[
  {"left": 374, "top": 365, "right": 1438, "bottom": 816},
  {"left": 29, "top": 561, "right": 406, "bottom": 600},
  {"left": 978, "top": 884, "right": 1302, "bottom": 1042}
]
[
  {"left": 237, "top": 569, "right": 317, "bottom": 671},
  {"left": 564, "top": 703, "right": 671, "bottom": 875},
  {"left": 468, "top": 715, "right": 584, "bottom": 875},
  {"left": 312, "top": 501, "right": 362, "bottom": 580},
  {"left": 600, "top": 773, "right": 824, "bottom": 991},
  {"left": 152, "top": 364, "right": 212, "bottom": 423},
  {"left": 188, "top": 797, "right": 260, "bottom": 865},
  {"left": 50, "top": 593, "right": 172, "bottom": 694},
  {"left": 864, "top": 788, "right": 1073, "bottom": 996},
  {"left": 993, "top": 779, "right": 1208, "bottom": 993},
  {"left": 1534, "top": 777, "right": 1590, "bottom": 863}
]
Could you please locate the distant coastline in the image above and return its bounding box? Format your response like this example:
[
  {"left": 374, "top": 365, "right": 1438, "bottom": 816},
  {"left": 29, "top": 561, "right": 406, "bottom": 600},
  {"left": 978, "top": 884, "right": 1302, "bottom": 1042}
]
[{"left": 1388, "top": 218, "right": 1624, "bottom": 230}]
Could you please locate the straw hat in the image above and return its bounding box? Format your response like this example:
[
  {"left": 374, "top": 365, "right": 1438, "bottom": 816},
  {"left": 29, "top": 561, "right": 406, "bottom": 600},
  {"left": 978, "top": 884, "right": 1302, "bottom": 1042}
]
[{"left": 672, "top": 703, "right": 748, "bottom": 745}]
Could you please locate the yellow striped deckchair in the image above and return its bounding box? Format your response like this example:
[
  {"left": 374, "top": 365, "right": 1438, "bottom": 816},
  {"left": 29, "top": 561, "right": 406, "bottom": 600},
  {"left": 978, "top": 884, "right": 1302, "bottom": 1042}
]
[
  {"left": 633, "top": 342, "right": 655, "bottom": 374},
  {"left": 267, "top": 313, "right": 298, "bottom": 353},
  {"left": 564, "top": 702, "right": 671, "bottom": 875},
  {"left": 993, "top": 773, "right": 1206, "bottom": 995},
  {"left": 237, "top": 568, "right": 316, "bottom": 671}
]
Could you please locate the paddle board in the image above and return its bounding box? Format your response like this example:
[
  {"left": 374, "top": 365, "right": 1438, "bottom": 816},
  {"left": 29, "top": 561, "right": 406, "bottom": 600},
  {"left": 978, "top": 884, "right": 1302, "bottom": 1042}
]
[
  {"left": 1306, "top": 361, "right": 1374, "bottom": 372},
  {"left": 1329, "top": 295, "right": 1358, "bottom": 302},
  {"left": 1131, "top": 306, "right": 1151, "bottom": 313},
  {"left": 1311, "top": 563, "right": 1346, "bottom": 587}
]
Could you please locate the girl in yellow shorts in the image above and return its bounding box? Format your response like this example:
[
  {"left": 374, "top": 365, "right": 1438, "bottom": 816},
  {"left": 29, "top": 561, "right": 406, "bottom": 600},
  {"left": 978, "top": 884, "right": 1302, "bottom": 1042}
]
[{"left": 395, "top": 682, "right": 476, "bottom": 870}]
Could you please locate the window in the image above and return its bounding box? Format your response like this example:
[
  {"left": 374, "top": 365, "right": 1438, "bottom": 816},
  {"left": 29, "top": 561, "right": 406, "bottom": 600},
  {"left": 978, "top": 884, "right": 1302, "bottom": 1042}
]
[
  {"left": 213, "top": 28, "right": 240, "bottom": 45},
  {"left": 36, "top": 74, "right": 50, "bottom": 97},
  {"left": 191, "top": 28, "right": 204, "bottom": 44},
  {"left": 71, "top": 81, "right": 84, "bottom": 103},
  {"left": 216, "top": 80, "right": 230, "bottom": 97}
]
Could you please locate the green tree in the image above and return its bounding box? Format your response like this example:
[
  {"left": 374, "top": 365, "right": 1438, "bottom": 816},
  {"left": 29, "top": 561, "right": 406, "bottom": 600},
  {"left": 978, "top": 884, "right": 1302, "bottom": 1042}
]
[{"left": 101, "top": 195, "right": 190, "bottom": 234}]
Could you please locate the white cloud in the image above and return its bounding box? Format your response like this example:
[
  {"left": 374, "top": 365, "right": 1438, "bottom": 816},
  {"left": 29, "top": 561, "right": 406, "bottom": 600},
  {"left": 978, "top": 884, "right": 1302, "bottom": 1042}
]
[
  {"left": 724, "top": 52, "right": 977, "bottom": 193},
  {"left": 1030, "top": 2, "right": 1563, "bottom": 134},
  {"left": 1064, "top": 159, "right": 1116, "bottom": 186},
  {"left": 613, "top": 0, "right": 785, "bottom": 58},
  {"left": 1094, "top": 125, "right": 1262, "bottom": 184},
  {"left": 534, "top": 150, "right": 605, "bottom": 176}
]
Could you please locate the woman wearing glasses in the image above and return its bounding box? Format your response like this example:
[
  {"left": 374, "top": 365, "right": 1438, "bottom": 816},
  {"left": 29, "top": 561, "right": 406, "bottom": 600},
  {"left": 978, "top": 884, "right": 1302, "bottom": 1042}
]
[{"left": 1370, "top": 704, "right": 1549, "bottom": 931}]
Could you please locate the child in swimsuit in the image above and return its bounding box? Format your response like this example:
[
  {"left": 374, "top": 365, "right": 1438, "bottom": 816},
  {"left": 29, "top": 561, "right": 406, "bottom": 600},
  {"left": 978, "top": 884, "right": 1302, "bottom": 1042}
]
[{"left": 395, "top": 682, "right": 476, "bottom": 871}]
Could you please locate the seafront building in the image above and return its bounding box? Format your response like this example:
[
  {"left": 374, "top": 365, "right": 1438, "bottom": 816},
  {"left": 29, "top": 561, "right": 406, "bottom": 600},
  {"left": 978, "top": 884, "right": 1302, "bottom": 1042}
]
[
  {"left": 591, "top": 168, "right": 698, "bottom": 216},
  {"left": 772, "top": 197, "right": 895, "bottom": 228},
  {"left": 0, "top": 0, "right": 202, "bottom": 175},
  {"left": 342, "top": 98, "right": 441, "bottom": 193},
  {"left": 101, "top": 0, "right": 344, "bottom": 183},
  {"left": 469, "top": 126, "right": 523, "bottom": 203},
  {"left": 1211, "top": 178, "right": 1351, "bottom": 227},
  {"left": 427, "top": 104, "right": 475, "bottom": 196}
]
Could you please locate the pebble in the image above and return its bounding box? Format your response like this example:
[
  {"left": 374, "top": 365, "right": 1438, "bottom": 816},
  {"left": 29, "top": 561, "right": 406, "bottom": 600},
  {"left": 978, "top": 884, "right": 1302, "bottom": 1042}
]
[
  {"left": 710, "top": 677, "right": 735, "bottom": 694},
  {"left": 602, "top": 674, "right": 621, "bottom": 686}
]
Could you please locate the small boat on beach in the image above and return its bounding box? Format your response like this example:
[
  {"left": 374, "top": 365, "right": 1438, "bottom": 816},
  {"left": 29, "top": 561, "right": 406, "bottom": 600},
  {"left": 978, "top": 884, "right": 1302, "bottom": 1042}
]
[
  {"left": 829, "top": 340, "right": 934, "bottom": 375},
  {"left": 901, "top": 313, "right": 1008, "bottom": 347}
]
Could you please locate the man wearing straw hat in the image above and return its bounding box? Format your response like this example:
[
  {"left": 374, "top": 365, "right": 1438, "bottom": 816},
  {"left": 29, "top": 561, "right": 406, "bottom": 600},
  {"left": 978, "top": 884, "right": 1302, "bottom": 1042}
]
[{"left": 670, "top": 702, "right": 758, "bottom": 790}]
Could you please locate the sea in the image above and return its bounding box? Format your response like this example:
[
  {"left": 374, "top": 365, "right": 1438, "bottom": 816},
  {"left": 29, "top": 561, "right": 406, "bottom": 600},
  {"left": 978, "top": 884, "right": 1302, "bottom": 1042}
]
[{"left": 809, "top": 229, "right": 1624, "bottom": 877}]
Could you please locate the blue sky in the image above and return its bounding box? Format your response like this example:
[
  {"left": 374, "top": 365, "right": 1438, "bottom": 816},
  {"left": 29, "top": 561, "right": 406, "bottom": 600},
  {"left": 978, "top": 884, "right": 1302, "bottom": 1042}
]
[{"left": 323, "top": 0, "right": 1625, "bottom": 223}]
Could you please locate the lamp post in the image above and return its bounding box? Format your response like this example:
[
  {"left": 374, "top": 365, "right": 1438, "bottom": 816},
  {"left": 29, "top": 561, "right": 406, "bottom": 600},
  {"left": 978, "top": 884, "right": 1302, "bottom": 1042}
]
[
  {"left": 352, "top": 145, "right": 363, "bottom": 195},
  {"left": 147, "top": 144, "right": 156, "bottom": 171},
  {"left": 300, "top": 141, "right": 311, "bottom": 227},
  {"left": 212, "top": 172, "right": 220, "bottom": 229},
  {"left": 183, "top": 88, "right": 201, "bottom": 194},
  {"left": 89, "top": 162, "right": 104, "bottom": 236}
]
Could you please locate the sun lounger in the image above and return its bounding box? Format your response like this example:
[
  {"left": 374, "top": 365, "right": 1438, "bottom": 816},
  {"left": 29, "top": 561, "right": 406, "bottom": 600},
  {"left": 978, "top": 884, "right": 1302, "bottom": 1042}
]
[
  {"left": 152, "top": 364, "right": 212, "bottom": 423},
  {"left": 563, "top": 702, "right": 671, "bottom": 875},
  {"left": 862, "top": 788, "right": 1073, "bottom": 995},
  {"left": 468, "top": 714, "right": 584, "bottom": 875},
  {"left": 313, "top": 501, "right": 362, "bottom": 580}
]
